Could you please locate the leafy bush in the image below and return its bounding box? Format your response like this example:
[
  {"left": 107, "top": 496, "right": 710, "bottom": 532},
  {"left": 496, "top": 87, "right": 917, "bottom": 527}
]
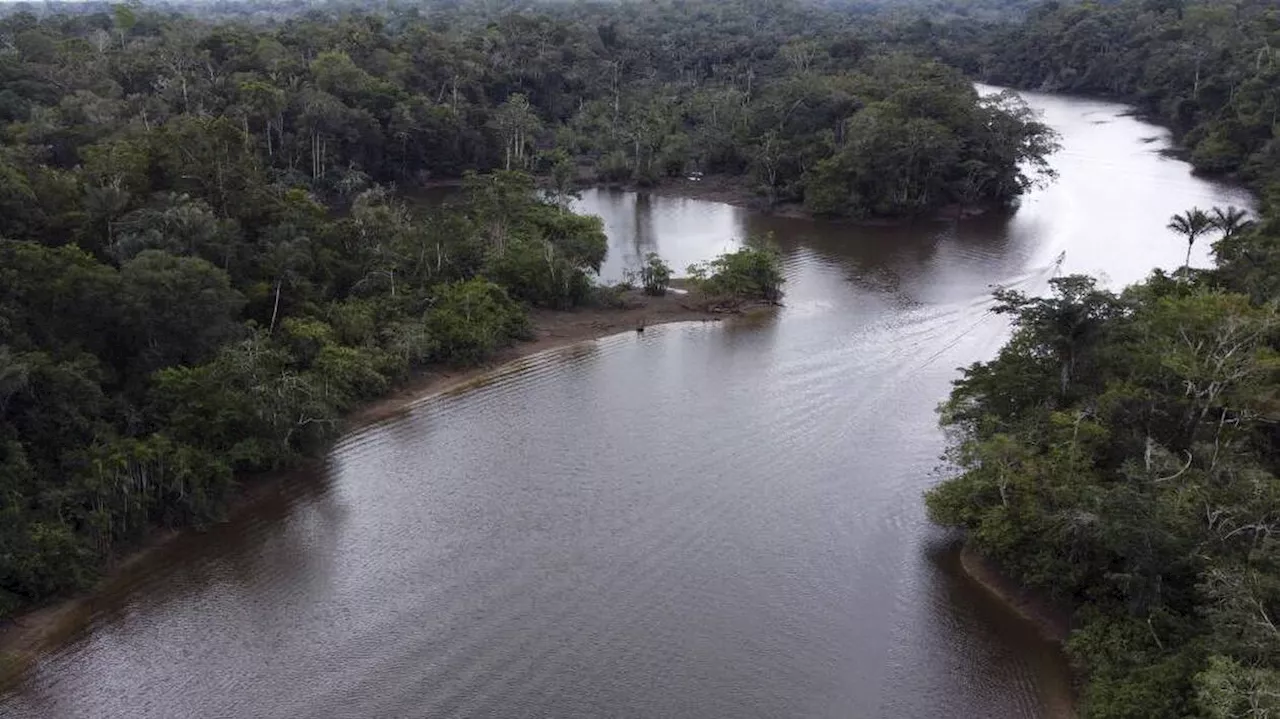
[
  {"left": 640, "top": 253, "right": 672, "bottom": 296},
  {"left": 425, "top": 279, "right": 531, "bottom": 365},
  {"left": 687, "top": 245, "right": 785, "bottom": 305},
  {"left": 484, "top": 239, "right": 596, "bottom": 309}
]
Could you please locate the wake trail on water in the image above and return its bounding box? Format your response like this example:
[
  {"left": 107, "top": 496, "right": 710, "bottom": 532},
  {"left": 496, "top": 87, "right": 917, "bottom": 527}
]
[{"left": 906, "top": 251, "right": 1066, "bottom": 373}]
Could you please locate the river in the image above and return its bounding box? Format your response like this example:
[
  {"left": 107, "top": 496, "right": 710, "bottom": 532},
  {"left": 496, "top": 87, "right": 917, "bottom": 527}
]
[{"left": 0, "top": 90, "right": 1252, "bottom": 718}]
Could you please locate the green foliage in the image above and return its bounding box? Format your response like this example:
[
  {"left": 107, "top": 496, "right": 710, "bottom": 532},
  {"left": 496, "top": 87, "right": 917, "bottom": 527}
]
[
  {"left": 929, "top": 212, "right": 1280, "bottom": 716},
  {"left": 1, "top": 5, "right": 1270, "bottom": 698},
  {"left": 640, "top": 253, "right": 672, "bottom": 296},
  {"left": 0, "top": 5, "right": 648, "bottom": 619},
  {"left": 1194, "top": 656, "right": 1280, "bottom": 719},
  {"left": 687, "top": 245, "right": 786, "bottom": 306},
  {"left": 464, "top": 180, "right": 607, "bottom": 309},
  {"left": 596, "top": 151, "right": 632, "bottom": 183},
  {"left": 934, "top": 0, "right": 1280, "bottom": 191},
  {"left": 120, "top": 250, "right": 246, "bottom": 373},
  {"left": 804, "top": 85, "right": 1056, "bottom": 217},
  {"left": 424, "top": 279, "right": 531, "bottom": 365},
  {"left": 1168, "top": 208, "right": 1216, "bottom": 272},
  {"left": 484, "top": 239, "right": 594, "bottom": 309}
]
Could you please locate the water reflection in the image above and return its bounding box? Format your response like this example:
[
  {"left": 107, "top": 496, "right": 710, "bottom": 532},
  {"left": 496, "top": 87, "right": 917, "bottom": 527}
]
[{"left": 582, "top": 188, "right": 745, "bottom": 282}]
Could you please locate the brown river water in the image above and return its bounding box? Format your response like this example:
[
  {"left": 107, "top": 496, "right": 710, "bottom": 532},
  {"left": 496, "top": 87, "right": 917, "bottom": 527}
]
[{"left": 0, "top": 89, "right": 1253, "bottom": 718}]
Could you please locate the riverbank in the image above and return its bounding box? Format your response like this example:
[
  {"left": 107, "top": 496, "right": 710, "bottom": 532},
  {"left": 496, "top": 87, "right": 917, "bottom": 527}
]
[
  {"left": 958, "top": 544, "right": 1078, "bottom": 718},
  {"left": 346, "top": 287, "right": 728, "bottom": 427},
  {"left": 412, "top": 172, "right": 1001, "bottom": 225},
  {"left": 595, "top": 174, "right": 1002, "bottom": 224},
  {"left": 0, "top": 288, "right": 740, "bottom": 689},
  {"left": 959, "top": 543, "right": 1072, "bottom": 645}
]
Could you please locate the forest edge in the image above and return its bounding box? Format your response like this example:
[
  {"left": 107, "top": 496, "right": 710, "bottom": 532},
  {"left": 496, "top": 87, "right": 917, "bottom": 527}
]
[{"left": 0, "top": 284, "right": 776, "bottom": 687}]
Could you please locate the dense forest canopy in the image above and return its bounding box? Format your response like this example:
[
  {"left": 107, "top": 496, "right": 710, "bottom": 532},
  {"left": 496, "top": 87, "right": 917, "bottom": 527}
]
[
  {"left": 0, "top": 0, "right": 1055, "bottom": 218},
  {"left": 0, "top": 0, "right": 1054, "bottom": 629},
  {"left": 918, "top": 1, "right": 1280, "bottom": 717}
]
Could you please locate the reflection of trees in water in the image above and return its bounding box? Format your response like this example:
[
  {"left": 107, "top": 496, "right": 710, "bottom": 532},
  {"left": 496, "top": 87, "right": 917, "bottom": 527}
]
[
  {"left": 741, "top": 209, "right": 1022, "bottom": 300},
  {"left": 584, "top": 189, "right": 639, "bottom": 282},
  {"left": 628, "top": 193, "right": 658, "bottom": 274},
  {"left": 746, "top": 211, "right": 1017, "bottom": 265},
  {"left": 901, "top": 537, "right": 1075, "bottom": 716},
  {"left": 717, "top": 304, "right": 781, "bottom": 351},
  {"left": 90, "top": 469, "right": 342, "bottom": 621}
]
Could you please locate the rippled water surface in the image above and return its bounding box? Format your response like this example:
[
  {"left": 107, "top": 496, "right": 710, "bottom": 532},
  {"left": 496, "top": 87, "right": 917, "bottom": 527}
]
[{"left": 1, "top": 90, "right": 1252, "bottom": 718}]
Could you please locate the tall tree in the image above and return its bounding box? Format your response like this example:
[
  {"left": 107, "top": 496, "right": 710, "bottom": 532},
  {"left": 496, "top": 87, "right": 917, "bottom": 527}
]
[{"left": 1168, "top": 207, "right": 1215, "bottom": 273}]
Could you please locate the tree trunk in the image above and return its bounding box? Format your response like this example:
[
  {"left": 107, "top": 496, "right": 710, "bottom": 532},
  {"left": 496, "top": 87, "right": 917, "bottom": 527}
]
[
  {"left": 269, "top": 279, "right": 283, "bottom": 334},
  {"left": 612, "top": 63, "right": 620, "bottom": 137}
]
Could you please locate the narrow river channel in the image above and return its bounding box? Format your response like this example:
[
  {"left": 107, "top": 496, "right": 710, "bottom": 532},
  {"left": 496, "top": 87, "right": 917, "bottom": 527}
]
[{"left": 0, "top": 89, "right": 1253, "bottom": 718}]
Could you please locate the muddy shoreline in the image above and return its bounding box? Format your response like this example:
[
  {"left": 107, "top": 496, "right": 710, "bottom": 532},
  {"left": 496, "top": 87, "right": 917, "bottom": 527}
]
[
  {"left": 0, "top": 290, "right": 737, "bottom": 688},
  {"left": 958, "top": 543, "right": 1072, "bottom": 644},
  {"left": 346, "top": 289, "right": 726, "bottom": 427},
  {"left": 958, "top": 542, "right": 1078, "bottom": 719}
]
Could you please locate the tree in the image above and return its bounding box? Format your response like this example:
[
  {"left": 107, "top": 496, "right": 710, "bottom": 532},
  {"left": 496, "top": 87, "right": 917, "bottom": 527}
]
[
  {"left": 5, "top": 0, "right": 1277, "bottom": 656},
  {"left": 424, "top": 279, "right": 530, "bottom": 364},
  {"left": 110, "top": 193, "right": 241, "bottom": 269},
  {"left": 1211, "top": 206, "right": 1254, "bottom": 241},
  {"left": 687, "top": 245, "right": 785, "bottom": 306},
  {"left": 112, "top": 2, "right": 138, "bottom": 50},
  {"left": 0, "top": 347, "right": 30, "bottom": 418},
  {"left": 640, "top": 252, "right": 672, "bottom": 296},
  {"left": 237, "top": 78, "right": 287, "bottom": 159},
  {"left": 1168, "top": 208, "right": 1215, "bottom": 273},
  {"left": 1194, "top": 656, "right": 1280, "bottom": 719},
  {"left": 257, "top": 229, "right": 313, "bottom": 334},
  {"left": 540, "top": 149, "right": 578, "bottom": 210},
  {"left": 990, "top": 275, "right": 1123, "bottom": 398},
  {"left": 462, "top": 170, "right": 536, "bottom": 256},
  {"left": 492, "top": 94, "right": 541, "bottom": 171},
  {"left": 119, "top": 250, "right": 245, "bottom": 374}
]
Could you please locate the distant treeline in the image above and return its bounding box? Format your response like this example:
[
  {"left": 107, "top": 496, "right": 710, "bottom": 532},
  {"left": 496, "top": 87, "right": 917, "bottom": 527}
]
[
  {"left": 894, "top": 0, "right": 1280, "bottom": 189},
  {"left": 1, "top": 0, "right": 1054, "bottom": 218}
]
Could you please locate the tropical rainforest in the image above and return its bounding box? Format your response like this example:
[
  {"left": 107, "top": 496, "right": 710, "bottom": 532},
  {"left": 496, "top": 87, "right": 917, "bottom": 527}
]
[
  {"left": 0, "top": 0, "right": 1279, "bottom": 716},
  {"left": 921, "top": 1, "right": 1280, "bottom": 718},
  {"left": 0, "top": 0, "right": 1056, "bottom": 633}
]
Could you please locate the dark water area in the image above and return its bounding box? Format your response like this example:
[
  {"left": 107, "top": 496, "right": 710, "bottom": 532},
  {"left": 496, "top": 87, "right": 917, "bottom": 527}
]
[{"left": 0, "top": 89, "right": 1252, "bottom": 718}]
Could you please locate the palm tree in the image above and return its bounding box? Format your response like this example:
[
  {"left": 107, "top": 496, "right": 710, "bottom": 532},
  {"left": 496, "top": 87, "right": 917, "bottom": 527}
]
[
  {"left": 1167, "top": 208, "right": 1214, "bottom": 274},
  {"left": 1210, "top": 206, "right": 1253, "bottom": 240}
]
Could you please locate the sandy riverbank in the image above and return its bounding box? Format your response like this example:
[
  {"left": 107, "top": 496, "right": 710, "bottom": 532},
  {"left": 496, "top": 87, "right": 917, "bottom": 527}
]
[
  {"left": 0, "top": 289, "right": 742, "bottom": 688},
  {"left": 346, "top": 288, "right": 726, "bottom": 427}
]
